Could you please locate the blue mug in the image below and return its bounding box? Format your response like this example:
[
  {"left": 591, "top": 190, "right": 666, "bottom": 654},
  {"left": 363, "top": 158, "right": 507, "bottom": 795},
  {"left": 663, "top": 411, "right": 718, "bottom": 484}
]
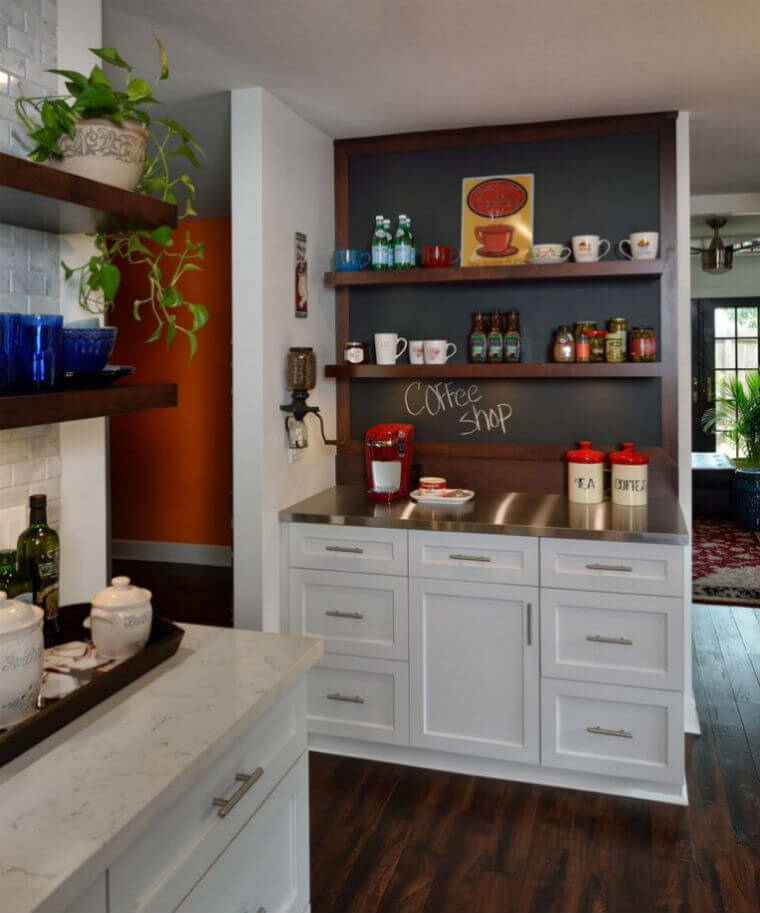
[
  {"left": 333, "top": 249, "right": 371, "bottom": 272},
  {"left": 19, "top": 314, "right": 63, "bottom": 391},
  {"left": 0, "top": 313, "right": 21, "bottom": 393}
]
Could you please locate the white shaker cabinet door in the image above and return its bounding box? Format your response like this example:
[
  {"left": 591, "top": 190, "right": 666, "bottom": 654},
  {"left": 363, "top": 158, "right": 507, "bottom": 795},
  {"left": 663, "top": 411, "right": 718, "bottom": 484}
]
[{"left": 409, "top": 578, "right": 539, "bottom": 762}]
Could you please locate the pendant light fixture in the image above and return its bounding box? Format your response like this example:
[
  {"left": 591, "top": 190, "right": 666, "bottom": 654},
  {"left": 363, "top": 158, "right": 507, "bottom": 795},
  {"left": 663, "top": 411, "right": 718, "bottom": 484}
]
[{"left": 700, "top": 218, "right": 733, "bottom": 274}]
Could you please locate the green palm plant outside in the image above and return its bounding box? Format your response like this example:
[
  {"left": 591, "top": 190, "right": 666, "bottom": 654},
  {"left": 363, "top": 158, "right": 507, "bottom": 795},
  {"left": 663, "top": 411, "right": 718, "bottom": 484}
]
[{"left": 702, "top": 370, "right": 760, "bottom": 466}]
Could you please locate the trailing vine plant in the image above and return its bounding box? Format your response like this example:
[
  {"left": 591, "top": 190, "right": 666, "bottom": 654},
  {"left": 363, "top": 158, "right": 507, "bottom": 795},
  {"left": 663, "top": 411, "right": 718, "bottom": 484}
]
[{"left": 16, "top": 38, "right": 208, "bottom": 355}]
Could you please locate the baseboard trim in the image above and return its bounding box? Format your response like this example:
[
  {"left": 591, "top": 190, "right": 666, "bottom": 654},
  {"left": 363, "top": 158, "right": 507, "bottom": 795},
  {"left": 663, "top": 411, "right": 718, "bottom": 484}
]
[{"left": 112, "top": 539, "right": 232, "bottom": 567}]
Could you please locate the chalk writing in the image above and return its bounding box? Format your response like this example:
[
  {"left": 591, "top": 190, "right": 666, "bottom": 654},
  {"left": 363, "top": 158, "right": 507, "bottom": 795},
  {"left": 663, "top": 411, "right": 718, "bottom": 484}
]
[{"left": 403, "top": 382, "right": 513, "bottom": 437}]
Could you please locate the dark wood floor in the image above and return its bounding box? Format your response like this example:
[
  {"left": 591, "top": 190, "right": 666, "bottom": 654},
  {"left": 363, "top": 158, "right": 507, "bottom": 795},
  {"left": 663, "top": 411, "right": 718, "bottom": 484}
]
[{"left": 309, "top": 604, "right": 760, "bottom": 913}]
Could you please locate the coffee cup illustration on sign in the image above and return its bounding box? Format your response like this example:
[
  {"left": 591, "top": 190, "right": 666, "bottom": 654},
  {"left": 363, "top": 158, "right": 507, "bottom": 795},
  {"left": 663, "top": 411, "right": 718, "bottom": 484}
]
[{"left": 461, "top": 174, "right": 534, "bottom": 266}]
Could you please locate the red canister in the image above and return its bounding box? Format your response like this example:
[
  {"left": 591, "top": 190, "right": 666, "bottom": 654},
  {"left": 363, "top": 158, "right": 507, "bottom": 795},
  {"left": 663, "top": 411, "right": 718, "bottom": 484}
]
[
  {"left": 566, "top": 441, "right": 605, "bottom": 504},
  {"left": 609, "top": 442, "right": 649, "bottom": 506}
]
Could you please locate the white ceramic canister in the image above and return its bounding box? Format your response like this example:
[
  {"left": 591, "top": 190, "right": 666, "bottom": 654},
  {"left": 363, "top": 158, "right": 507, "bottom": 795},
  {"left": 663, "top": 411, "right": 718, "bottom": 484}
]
[
  {"left": 610, "top": 442, "right": 649, "bottom": 507},
  {"left": 90, "top": 576, "right": 152, "bottom": 659},
  {"left": 0, "top": 592, "right": 44, "bottom": 728},
  {"left": 566, "top": 441, "right": 605, "bottom": 504}
]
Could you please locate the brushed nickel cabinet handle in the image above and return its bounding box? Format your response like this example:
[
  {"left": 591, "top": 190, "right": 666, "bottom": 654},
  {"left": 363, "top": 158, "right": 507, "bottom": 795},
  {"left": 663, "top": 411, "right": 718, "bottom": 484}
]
[
  {"left": 585, "top": 563, "right": 633, "bottom": 572},
  {"left": 526, "top": 602, "right": 532, "bottom": 646},
  {"left": 325, "top": 545, "right": 364, "bottom": 554},
  {"left": 586, "top": 634, "right": 633, "bottom": 646},
  {"left": 325, "top": 610, "right": 365, "bottom": 619},
  {"left": 327, "top": 692, "right": 364, "bottom": 704},
  {"left": 586, "top": 725, "right": 633, "bottom": 739},
  {"left": 212, "top": 767, "right": 264, "bottom": 818},
  {"left": 449, "top": 553, "right": 492, "bottom": 563}
]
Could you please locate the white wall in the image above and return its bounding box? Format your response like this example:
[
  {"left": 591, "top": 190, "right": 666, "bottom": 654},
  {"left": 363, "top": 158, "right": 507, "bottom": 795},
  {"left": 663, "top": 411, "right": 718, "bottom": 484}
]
[
  {"left": 232, "top": 88, "right": 335, "bottom": 631},
  {"left": 691, "top": 255, "right": 760, "bottom": 299}
]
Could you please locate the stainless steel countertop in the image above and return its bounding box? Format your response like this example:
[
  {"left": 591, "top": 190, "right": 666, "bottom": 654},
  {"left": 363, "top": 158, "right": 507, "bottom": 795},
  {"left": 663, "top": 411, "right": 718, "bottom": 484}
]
[{"left": 279, "top": 486, "right": 689, "bottom": 545}]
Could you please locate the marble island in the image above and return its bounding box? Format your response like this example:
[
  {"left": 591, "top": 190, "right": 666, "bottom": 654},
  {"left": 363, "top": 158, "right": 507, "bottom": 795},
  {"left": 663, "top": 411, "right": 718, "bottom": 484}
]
[{"left": 0, "top": 624, "right": 324, "bottom": 913}]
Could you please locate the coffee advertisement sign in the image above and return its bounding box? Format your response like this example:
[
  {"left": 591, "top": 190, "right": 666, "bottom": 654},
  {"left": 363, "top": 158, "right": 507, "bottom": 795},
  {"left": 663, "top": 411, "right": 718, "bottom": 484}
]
[{"left": 460, "top": 174, "right": 534, "bottom": 266}]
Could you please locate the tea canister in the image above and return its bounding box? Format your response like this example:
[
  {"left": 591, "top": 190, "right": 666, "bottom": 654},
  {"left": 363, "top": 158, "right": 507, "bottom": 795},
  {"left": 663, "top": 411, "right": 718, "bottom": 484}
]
[
  {"left": 566, "top": 441, "right": 605, "bottom": 504},
  {"left": 0, "top": 592, "right": 43, "bottom": 728},
  {"left": 90, "top": 576, "right": 152, "bottom": 659},
  {"left": 610, "top": 442, "right": 649, "bottom": 506}
]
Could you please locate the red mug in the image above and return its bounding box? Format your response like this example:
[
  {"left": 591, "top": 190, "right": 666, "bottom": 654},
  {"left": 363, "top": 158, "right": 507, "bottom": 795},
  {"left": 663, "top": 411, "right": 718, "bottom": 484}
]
[
  {"left": 474, "top": 223, "right": 514, "bottom": 253},
  {"left": 421, "top": 245, "right": 460, "bottom": 268}
]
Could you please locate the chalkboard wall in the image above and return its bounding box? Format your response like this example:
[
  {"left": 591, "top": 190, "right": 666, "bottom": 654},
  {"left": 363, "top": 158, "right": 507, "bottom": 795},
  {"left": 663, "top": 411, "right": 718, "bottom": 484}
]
[{"left": 345, "top": 130, "right": 662, "bottom": 447}]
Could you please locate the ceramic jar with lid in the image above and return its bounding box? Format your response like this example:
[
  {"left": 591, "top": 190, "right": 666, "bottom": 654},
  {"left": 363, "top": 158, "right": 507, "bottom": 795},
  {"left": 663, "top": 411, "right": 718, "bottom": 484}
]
[
  {"left": 0, "top": 592, "right": 43, "bottom": 727},
  {"left": 610, "top": 442, "right": 649, "bottom": 506},
  {"left": 90, "top": 576, "right": 152, "bottom": 659},
  {"left": 566, "top": 441, "right": 605, "bottom": 504}
]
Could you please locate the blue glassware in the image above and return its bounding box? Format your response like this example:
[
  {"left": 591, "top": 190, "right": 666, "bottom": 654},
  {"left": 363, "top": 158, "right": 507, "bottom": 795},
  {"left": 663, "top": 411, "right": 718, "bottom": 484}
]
[
  {"left": 19, "top": 314, "right": 63, "bottom": 391},
  {"left": 0, "top": 313, "right": 21, "bottom": 393},
  {"left": 63, "top": 327, "right": 117, "bottom": 374},
  {"left": 333, "top": 249, "right": 371, "bottom": 271}
]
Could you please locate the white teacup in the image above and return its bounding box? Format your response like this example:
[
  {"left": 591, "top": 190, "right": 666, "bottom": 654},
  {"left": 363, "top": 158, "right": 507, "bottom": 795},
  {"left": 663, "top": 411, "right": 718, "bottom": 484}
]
[
  {"left": 409, "top": 340, "right": 425, "bottom": 364},
  {"left": 572, "top": 234, "right": 610, "bottom": 263},
  {"left": 375, "top": 333, "right": 407, "bottom": 364},
  {"left": 530, "top": 243, "right": 571, "bottom": 262},
  {"left": 424, "top": 340, "right": 457, "bottom": 364},
  {"left": 618, "top": 231, "right": 659, "bottom": 261}
]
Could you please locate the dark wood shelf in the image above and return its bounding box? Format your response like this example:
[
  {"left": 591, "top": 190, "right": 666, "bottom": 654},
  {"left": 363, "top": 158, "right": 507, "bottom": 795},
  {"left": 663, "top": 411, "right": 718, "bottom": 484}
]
[
  {"left": 325, "top": 363, "right": 662, "bottom": 380},
  {"left": 0, "top": 152, "right": 177, "bottom": 234},
  {"left": 324, "top": 260, "right": 663, "bottom": 288},
  {"left": 0, "top": 382, "right": 177, "bottom": 430}
]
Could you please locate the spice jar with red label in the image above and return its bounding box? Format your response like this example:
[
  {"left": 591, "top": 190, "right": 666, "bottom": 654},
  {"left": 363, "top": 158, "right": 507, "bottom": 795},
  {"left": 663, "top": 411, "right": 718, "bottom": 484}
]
[
  {"left": 566, "top": 441, "right": 605, "bottom": 503},
  {"left": 610, "top": 442, "right": 649, "bottom": 506}
]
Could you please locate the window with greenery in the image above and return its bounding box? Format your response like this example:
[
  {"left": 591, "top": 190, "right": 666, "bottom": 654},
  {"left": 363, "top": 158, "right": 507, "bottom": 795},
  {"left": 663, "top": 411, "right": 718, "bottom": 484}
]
[{"left": 714, "top": 305, "right": 759, "bottom": 457}]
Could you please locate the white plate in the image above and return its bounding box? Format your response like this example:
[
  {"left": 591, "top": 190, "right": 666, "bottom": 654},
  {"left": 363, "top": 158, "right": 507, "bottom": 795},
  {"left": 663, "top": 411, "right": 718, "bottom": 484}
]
[
  {"left": 410, "top": 488, "right": 475, "bottom": 505},
  {"left": 527, "top": 257, "right": 568, "bottom": 265}
]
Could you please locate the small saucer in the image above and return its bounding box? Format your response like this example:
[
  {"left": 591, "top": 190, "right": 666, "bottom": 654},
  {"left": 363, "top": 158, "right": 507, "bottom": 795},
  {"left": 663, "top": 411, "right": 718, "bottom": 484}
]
[{"left": 476, "top": 245, "right": 519, "bottom": 258}]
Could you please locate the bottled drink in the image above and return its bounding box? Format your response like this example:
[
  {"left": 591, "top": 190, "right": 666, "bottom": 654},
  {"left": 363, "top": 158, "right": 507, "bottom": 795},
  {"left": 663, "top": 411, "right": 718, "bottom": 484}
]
[
  {"left": 0, "top": 549, "right": 32, "bottom": 603},
  {"left": 371, "top": 215, "right": 388, "bottom": 270},
  {"left": 487, "top": 311, "right": 504, "bottom": 362},
  {"left": 394, "top": 215, "right": 410, "bottom": 268},
  {"left": 469, "top": 312, "right": 487, "bottom": 363},
  {"left": 383, "top": 218, "right": 394, "bottom": 268},
  {"left": 406, "top": 217, "right": 416, "bottom": 266},
  {"left": 17, "top": 494, "right": 60, "bottom": 644},
  {"left": 503, "top": 310, "right": 521, "bottom": 362}
]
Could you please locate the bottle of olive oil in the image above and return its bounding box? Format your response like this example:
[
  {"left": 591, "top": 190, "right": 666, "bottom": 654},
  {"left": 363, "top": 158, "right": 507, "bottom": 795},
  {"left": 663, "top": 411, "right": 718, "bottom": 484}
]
[
  {"left": 17, "top": 494, "right": 59, "bottom": 644},
  {"left": 0, "top": 549, "right": 32, "bottom": 603}
]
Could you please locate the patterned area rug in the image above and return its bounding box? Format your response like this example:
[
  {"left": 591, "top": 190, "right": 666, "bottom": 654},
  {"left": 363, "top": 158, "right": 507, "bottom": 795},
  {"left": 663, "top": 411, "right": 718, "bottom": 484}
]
[{"left": 693, "top": 517, "right": 760, "bottom": 606}]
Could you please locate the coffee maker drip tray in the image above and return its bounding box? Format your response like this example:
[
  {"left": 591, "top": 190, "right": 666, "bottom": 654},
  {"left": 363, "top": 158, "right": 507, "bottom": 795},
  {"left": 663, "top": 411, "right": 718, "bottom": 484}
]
[{"left": 370, "top": 460, "right": 402, "bottom": 493}]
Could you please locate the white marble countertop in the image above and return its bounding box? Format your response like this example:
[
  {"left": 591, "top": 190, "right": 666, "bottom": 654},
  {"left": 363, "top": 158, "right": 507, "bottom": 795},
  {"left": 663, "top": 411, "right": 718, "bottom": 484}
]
[{"left": 0, "top": 624, "right": 324, "bottom": 913}]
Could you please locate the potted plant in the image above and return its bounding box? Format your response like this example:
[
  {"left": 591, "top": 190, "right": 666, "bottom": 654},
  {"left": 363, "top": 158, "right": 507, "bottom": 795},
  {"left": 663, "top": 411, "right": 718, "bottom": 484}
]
[
  {"left": 702, "top": 371, "right": 760, "bottom": 529},
  {"left": 16, "top": 41, "right": 208, "bottom": 355}
]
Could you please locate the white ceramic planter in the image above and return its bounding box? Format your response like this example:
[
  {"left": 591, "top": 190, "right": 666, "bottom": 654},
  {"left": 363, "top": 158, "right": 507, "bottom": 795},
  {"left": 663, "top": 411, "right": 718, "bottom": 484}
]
[
  {"left": 0, "top": 594, "right": 44, "bottom": 728},
  {"left": 90, "top": 576, "right": 152, "bottom": 660},
  {"left": 49, "top": 118, "right": 147, "bottom": 191}
]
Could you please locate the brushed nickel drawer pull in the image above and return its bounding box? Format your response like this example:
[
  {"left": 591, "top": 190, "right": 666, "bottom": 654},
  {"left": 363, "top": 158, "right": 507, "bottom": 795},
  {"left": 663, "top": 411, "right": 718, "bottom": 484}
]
[
  {"left": 449, "top": 553, "right": 492, "bottom": 563},
  {"left": 586, "top": 725, "right": 633, "bottom": 739},
  {"left": 526, "top": 602, "right": 532, "bottom": 646},
  {"left": 586, "top": 634, "right": 633, "bottom": 646},
  {"left": 325, "top": 610, "right": 365, "bottom": 619},
  {"left": 586, "top": 563, "right": 633, "bottom": 572},
  {"left": 327, "top": 691, "right": 365, "bottom": 704},
  {"left": 212, "top": 766, "right": 264, "bottom": 818},
  {"left": 325, "top": 545, "right": 364, "bottom": 554}
]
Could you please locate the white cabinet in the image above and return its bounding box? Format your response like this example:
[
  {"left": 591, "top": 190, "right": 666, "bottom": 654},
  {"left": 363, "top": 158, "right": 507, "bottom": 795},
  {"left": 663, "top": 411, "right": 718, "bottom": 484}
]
[
  {"left": 289, "top": 522, "right": 408, "bottom": 575},
  {"left": 409, "top": 578, "right": 539, "bottom": 763},
  {"left": 62, "top": 875, "right": 107, "bottom": 913},
  {"left": 410, "top": 530, "right": 538, "bottom": 586}
]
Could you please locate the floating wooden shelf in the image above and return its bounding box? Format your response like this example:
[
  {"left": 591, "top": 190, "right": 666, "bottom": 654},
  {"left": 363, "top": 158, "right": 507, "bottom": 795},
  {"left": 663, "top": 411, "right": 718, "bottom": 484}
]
[
  {"left": 0, "top": 152, "right": 177, "bottom": 234},
  {"left": 325, "top": 363, "right": 662, "bottom": 380},
  {"left": 0, "top": 382, "right": 177, "bottom": 430},
  {"left": 324, "top": 260, "right": 663, "bottom": 288}
]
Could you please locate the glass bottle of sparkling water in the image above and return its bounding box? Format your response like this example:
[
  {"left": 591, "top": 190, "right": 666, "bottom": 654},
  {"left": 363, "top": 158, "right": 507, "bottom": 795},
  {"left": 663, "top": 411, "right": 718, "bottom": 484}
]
[
  {"left": 383, "top": 218, "right": 394, "bottom": 268},
  {"left": 394, "top": 215, "right": 407, "bottom": 268},
  {"left": 371, "top": 215, "right": 387, "bottom": 270},
  {"left": 406, "top": 217, "right": 416, "bottom": 266}
]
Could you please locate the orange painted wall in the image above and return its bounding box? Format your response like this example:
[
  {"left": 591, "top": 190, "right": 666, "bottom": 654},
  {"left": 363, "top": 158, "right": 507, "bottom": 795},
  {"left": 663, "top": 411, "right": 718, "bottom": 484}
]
[{"left": 109, "top": 220, "right": 232, "bottom": 546}]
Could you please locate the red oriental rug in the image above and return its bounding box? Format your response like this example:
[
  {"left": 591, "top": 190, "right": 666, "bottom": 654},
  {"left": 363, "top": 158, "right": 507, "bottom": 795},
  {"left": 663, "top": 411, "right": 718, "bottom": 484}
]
[{"left": 693, "top": 517, "right": 760, "bottom": 606}]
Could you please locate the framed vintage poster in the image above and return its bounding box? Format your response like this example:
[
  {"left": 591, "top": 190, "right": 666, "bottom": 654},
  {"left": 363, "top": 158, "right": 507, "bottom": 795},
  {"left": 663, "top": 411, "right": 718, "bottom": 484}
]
[
  {"left": 295, "top": 231, "right": 307, "bottom": 317},
  {"left": 460, "top": 174, "right": 534, "bottom": 267}
]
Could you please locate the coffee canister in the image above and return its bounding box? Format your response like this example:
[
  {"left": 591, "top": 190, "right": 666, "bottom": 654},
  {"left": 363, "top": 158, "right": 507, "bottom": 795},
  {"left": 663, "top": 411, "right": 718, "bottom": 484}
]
[
  {"left": 566, "top": 441, "right": 605, "bottom": 504},
  {"left": 609, "top": 442, "right": 649, "bottom": 506}
]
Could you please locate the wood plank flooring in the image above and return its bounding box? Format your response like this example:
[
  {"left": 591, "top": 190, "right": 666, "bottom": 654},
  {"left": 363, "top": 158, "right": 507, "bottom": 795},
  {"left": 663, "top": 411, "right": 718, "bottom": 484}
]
[{"left": 309, "top": 604, "right": 760, "bottom": 913}]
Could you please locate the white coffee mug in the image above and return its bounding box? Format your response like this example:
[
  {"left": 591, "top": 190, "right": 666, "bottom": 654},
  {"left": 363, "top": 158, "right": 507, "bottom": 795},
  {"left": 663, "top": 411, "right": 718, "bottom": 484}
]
[
  {"left": 572, "top": 234, "right": 611, "bottom": 263},
  {"left": 375, "top": 332, "right": 407, "bottom": 364},
  {"left": 530, "top": 243, "right": 571, "bottom": 262},
  {"left": 424, "top": 340, "right": 457, "bottom": 364},
  {"left": 618, "top": 231, "right": 659, "bottom": 261},
  {"left": 409, "top": 340, "right": 425, "bottom": 364}
]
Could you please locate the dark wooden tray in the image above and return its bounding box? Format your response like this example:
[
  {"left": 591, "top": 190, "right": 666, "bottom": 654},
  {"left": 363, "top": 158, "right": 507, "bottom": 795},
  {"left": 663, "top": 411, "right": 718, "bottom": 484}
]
[{"left": 0, "top": 603, "right": 184, "bottom": 767}]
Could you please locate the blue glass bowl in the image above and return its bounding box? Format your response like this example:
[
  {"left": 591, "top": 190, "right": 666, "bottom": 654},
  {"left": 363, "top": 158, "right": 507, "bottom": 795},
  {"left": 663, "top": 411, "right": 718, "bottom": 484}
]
[{"left": 63, "top": 327, "right": 117, "bottom": 374}]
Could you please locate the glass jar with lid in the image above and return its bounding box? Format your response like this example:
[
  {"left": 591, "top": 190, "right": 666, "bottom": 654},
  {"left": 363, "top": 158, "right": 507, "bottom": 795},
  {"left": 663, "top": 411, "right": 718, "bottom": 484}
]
[
  {"left": 566, "top": 441, "right": 605, "bottom": 504},
  {"left": 553, "top": 326, "right": 575, "bottom": 363},
  {"left": 590, "top": 330, "right": 606, "bottom": 362},
  {"left": 610, "top": 442, "right": 649, "bottom": 506}
]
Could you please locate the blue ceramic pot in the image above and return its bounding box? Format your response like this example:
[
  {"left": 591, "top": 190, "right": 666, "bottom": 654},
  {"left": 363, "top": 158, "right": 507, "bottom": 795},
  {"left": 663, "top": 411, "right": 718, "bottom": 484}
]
[
  {"left": 63, "top": 327, "right": 117, "bottom": 374},
  {"left": 731, "top": 468, "right": 760, "bottom": 530}
]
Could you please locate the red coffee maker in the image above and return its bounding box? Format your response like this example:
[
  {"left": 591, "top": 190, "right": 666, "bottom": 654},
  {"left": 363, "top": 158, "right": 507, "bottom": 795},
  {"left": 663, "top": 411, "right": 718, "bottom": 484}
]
[{"left": 365, "top": 423, "right": 415, "bottom": 502}]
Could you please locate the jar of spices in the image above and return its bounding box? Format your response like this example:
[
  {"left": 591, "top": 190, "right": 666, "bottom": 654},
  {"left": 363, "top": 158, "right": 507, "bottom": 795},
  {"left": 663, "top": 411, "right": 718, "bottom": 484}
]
[
  {"left": 606, "top": 317, "right": 627, "bottom": 363},
  {"left": 610, "top": 442, "right": 649, "bottom": 507},
  {"left": 590, "top": 330, "right": 606, "bottom": 362},
  {"left": 553, "top": 325, "right": 575, "bottom": 362},
  {"left": 574, "top": 320, "right": 597, "bottom": 339},
  {"left": 576, "top": 330, "right": 590, "bottom": 362},
  {"left": 343, "top": 340, "right": 370, "bottom": 364},
  {"left": 566, "top": 440, "right": 605, "bottom": 504},
  {"left": 644, "top": 326, "right": 657, "bottom": 362}
]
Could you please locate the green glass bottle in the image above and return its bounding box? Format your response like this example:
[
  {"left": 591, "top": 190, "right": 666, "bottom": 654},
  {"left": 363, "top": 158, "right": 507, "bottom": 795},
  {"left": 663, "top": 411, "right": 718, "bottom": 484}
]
[
  {"left": 17, "top": 494, "right": 60, "bottom": 644},
  {"left": 0, "top": 549, "right": 32, "bottom": 603}
]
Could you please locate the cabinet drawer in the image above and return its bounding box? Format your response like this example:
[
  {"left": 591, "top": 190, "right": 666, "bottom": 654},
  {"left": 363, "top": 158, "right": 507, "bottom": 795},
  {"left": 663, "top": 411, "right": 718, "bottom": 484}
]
[
  {"left": 541, "top": 588, "right": 683, "bottom": 690},
  {"left": 288, "top": 522, "right": 407, "bottom": 575},
  {"left": 541, "top": 679, "right": 684, "bottom": 783},
  {"left": 540, "top": 538, "right": 684, "bottom": 597},
  {"left": 109, "top": 681, "right": 306, "bottom": 913},
  {"left": 410, "top": 530, "right": 538, "bottom": 586},
  {"left": 176, "top": 753, "right": 308, "bottom": 913},
  {"left": 307, "top": 655, "right": 409, "bottom": 745},
  {"left": 289, "top": 568, "right": 408, "bottom": 660}
]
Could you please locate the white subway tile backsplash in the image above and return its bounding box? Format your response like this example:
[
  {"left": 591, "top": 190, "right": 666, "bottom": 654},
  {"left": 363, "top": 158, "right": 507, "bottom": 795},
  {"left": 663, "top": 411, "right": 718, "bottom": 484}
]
[
  {"left": 6, "top": 26, "right": 40, "bottom": 60},
  {"left": 45, "top": 455, "right": 61, "bottom": 478},
  {"left": 0, "top": 483, "right": 33, "bottom": 511},
  {"left": 34, "top": 477, "right": 60, "bottom": 500},
  {"left": 0, "top": 436, "right": 29, "bottom": 462},
  {"left": 29, "top": 430, "right": 59, "bottom": 458},
  {"left": 0, "top": 464, "right": 10, "bottom": 488},
  {"left": 12, "top": 457, "right": 45, "bottom": 485}
]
